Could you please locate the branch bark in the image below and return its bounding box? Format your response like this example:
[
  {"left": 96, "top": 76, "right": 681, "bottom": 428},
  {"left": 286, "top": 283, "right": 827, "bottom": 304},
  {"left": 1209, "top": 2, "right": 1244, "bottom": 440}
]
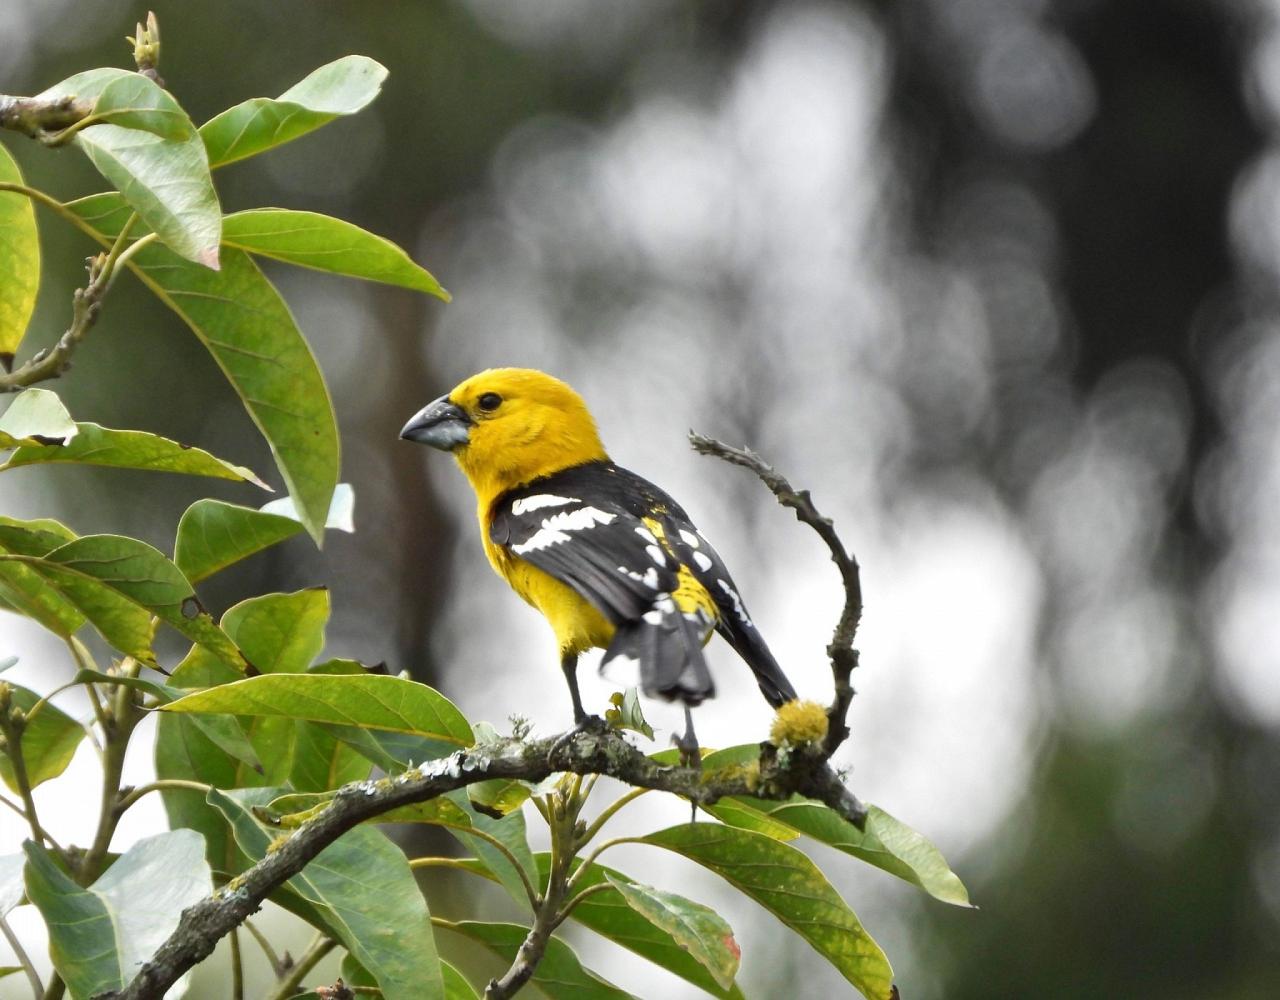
[
  {"left": 103, "top": 726, "right": 864, "bottom": 1000},
  {"left": 0, "top": 94, "right": 91, "bottom": 141}
]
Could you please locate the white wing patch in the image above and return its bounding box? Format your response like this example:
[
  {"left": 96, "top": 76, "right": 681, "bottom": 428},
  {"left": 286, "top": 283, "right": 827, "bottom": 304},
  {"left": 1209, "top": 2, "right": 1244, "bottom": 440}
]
[
  {"left": 619, "top": 565, "right": 662, "bottom": 590},
  {"left": 512, "top": 506, "right": 616, "bottom": 554},
  {"left": 692, "top": 551, "right": 713, "bottom": 572},
  {"left": 717, "top": 579, "right": 753, "bottom": 625},
  {"left": 679, "top": 529, "right": 700, "bottom": 549},
  {"left": 512, "top": 494, "right": 578, "bottom": 515},
  {"left": 644, "top": 544, "right": 667, "bottom": 567},
  {"left": 635, "top": 525, "right": 658, "bottom": 545}
]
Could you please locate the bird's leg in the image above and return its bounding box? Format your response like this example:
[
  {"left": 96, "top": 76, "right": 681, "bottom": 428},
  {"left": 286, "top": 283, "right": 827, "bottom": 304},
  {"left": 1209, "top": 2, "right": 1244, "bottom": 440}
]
[
  {"left": 674, "top": 703, "right": 702, "bottom": 822},
  {"left": 549, "top": 652, "right": 606, "bottom": 763},
  {"left": 562, "top": 651, "right": 589, "bottom": 725}
]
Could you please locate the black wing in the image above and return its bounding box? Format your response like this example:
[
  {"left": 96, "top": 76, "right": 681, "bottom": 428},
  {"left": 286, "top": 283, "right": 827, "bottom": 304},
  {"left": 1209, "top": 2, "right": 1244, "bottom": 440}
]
[
  {"left": 491, "top": 461, "right": 797, "bottom": 708},
  {"left": 489, "top": 461, "right": 684, "bottom": 626}
]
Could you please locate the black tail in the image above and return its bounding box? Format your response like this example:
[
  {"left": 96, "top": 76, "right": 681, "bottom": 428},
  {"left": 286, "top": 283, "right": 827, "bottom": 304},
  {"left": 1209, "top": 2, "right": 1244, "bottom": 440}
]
[
  {"left": 601, "top": 604, "right": 715, "bottom": 706},
  {"left": 719, "top": 621, "right": 798, "bottom": 709}
]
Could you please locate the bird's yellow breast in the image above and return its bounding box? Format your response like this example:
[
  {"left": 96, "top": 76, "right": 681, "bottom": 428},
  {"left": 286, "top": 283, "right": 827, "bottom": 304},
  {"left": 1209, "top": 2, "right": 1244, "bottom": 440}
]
[{"left": 482, "top": 524, "right": 615, "bottom": 655}]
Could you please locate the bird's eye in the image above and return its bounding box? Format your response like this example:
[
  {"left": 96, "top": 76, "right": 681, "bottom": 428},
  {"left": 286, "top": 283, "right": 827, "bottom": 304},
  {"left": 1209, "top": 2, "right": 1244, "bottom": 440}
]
[{"left": 477, "top": 392, "right": 503, "bottom": 412}]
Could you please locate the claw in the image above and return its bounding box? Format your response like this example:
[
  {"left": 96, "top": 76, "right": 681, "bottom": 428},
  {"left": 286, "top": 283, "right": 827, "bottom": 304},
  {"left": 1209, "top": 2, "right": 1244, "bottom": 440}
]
[
  {"left": 548, "top": 713, "right": 607, "bottom": 764},
  {"left": 672, "top": 703, "right": 702, "bottom": 822}
]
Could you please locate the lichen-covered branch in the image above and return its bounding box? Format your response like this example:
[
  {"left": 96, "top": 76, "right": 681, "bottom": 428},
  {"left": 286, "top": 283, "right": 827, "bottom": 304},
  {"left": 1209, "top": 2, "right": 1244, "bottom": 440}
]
[
  {"left": 103, "top": 726, "right": 864, "bottom": 1000},
  {"left": 0, "top": 94, "right": 91, "bottom": 141},
  {"left": 688, "top": 432, "right": 864, "bottom": 755}
]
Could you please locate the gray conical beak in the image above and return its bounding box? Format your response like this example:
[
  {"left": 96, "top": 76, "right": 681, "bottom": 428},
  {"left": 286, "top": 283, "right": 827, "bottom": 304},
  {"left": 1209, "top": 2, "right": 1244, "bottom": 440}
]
[{"left": 400, "top": 395, "right": 473, "bottom": 451}]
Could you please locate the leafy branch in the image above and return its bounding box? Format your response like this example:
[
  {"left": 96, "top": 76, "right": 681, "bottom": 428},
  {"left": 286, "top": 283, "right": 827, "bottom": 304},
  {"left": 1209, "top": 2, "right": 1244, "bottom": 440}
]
[{"left": 101, "top": 436, "right": 874, "bottom": 1000}]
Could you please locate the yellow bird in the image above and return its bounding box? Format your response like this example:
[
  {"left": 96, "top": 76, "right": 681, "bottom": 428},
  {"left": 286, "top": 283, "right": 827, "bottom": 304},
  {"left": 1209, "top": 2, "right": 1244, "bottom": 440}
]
[{"left": 400, "top": 368, "right": 797, "bottom": 752}]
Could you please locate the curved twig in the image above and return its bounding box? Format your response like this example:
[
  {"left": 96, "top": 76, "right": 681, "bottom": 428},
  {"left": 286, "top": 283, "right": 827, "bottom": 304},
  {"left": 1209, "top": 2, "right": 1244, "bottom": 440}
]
[{"left": 688, "top": 431, "right": 864, "bottom": 755}]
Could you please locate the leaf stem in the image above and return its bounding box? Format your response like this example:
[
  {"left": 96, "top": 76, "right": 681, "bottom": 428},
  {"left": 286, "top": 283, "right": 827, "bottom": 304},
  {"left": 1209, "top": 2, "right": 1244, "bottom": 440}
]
[
  {"left": 117, "top": 778, "right": 213, "bottom": 813},
  {"left": 567, "top": 836, "right": 645, "bottom": 897},
  {"left": 229, "top": 926, "right": 245, "bottom": 1000},
  {"left": 262, "top": 932, "right": 334, "bottom": 1000},
  {"left": 243, "top": 919, "right": 286, "bottom": 979},
  {"left": 0, "top": 910, "right": 42, "bottom": 996},
  {"left": 578, "top": 787, "right": 649, "bottom": 848}
]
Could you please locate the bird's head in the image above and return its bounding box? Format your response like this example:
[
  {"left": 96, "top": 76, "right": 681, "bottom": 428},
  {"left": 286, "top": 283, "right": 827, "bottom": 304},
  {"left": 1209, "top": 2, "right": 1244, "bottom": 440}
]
[{"left": 400, "top": 368, "right": 608, "bottom": 497}]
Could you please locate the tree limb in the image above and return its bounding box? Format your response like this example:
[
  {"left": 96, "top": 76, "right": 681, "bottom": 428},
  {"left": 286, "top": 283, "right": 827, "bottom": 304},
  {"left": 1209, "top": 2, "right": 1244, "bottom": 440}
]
[
  {"left": 0, "top": 94, "right": 91, "bottom": 141},
  {"left": 103, "top": 725, "right": 864, "bottom": 1000}
]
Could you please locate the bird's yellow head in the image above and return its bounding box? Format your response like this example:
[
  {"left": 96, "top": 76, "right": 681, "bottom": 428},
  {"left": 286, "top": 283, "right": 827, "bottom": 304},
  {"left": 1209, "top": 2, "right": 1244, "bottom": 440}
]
[{"left": 400, "top": 368, "right": 608, "bottom": 499}]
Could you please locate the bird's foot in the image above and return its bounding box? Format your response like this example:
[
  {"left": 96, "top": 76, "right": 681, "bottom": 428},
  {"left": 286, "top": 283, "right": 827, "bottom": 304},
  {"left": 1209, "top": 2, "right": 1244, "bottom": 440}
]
[
  {"left": 672, "top": 704, "right": 702, "bottom": 822},
  {"left": 548, "top": 714, "right": 608, "bottom": 764}
]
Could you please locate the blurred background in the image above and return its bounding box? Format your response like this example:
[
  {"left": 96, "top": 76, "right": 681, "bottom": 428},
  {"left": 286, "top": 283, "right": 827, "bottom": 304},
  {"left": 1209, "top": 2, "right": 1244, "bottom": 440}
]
[{"left": 3, "top": 0, "right": 1280, "bottom": 996}]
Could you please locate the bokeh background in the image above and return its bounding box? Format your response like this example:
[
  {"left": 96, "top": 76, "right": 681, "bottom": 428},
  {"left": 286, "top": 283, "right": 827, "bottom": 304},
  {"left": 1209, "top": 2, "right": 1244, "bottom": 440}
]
[{"left": 3, "top": 0, "right": 1280, "bottom": 996}]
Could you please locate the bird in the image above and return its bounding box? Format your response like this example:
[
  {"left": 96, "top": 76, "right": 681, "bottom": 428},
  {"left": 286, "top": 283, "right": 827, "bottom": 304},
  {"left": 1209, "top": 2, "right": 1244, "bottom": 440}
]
[{"left": 400, "top": 368, "right": 798, "bottom": 759}]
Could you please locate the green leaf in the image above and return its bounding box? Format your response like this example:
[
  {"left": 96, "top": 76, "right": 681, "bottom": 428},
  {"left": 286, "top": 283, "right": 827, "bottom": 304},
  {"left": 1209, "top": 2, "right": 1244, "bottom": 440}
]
[
  {"left": 91, "top": 72, "right": 195, "bottom": 141},
  {"left": 75, "top": 664, "right": 264, "bottom": 774},
  {"left": 1, "top": 422, "right": 268, "bottom": 486},
  {"left": 210, "top": 789, "right": 444, "bottom": 1000},
  {"left": 153, "top": 666, "right": 255, "bottom": 874},
  {"left": 0, "top": 683, "right": 85, "bottom": 793},
  {"left": 539, "top": 855, "right": 745, "bottom": 1000},
  {"left": 288, "top": 721, "right": 371, "bottom": 792},
  {"left": 70, "top": 196, "right": 338, "bottom": 541},
  {"left": 768, "top": 802, "right": 971, "bottom": 908},
  {"left": 0, "top": 389, "right": 77, "bottom": 448},
  {"left": 0, "top": 533, "right": 245, "bottom": 670},
  {"left": 446, "top": 922, "right": 635, "bottom": 1000},
  {"left": 444, "top": 792, "right": 536, "bottom": 906},
  {"left": 222, "top": 209, "right": 449, "bottom": 300},
  {"left": 174, "top": 486, "right": 354, "bottom": 583},
  {"left": 468, "top": 778, "right": 532, "bottom": 818},
  {"left": 605, "top": 687, "right": 654, "bottom": 740},
  {"left": 0, "top": 516, "right": 84, "bottom": 637},
  {"left": 0, "top": 852, "right": 27, "bottom": 915},
  {"left": 162, "top": 673, "right": 473, "bottom": 744},
  {"left": 200, "top": 56, "right": 388, "bottom": 168},
  {"left": 0, "top": 141, "right": 39, "bottom": 363},
  {"left": 40, "top": 69, "right": 219, "bottom": 267},
  {"left": 604, "top": 874, "right": 739, "bottom": 991},
  {"left": 704, "top": 797, "right": 800, "bottom": 841},
  {"left": 23, "top": 832, "right": 211, "bottom": 999},
  {"left": 643, "top": 824, "right": 895, "bottom": 1000},
  {"left": 442, "top": 960, "right": 481, "bottom": 1000},
  {"left": 223, "top": 589, "right": 329, "bottom": 675}
]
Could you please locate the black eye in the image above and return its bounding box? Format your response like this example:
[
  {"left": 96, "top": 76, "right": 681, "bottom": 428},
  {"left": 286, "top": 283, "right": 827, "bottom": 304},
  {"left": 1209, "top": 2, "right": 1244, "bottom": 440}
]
[{"left": 477, "top": 392, "right": 503, "bottom": 412}]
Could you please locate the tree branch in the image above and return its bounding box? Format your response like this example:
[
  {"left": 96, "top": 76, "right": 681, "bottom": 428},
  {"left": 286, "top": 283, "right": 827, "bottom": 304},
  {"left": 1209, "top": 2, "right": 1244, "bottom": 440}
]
[
  {"left": 0, "top": 223, "right": 154, "bottom": 391},
  {"left": 0, "top": 94, "right": 91, "bottom": 141},
  {"left": 104, "top": 724, "right": 865, "bottom": 1000},
  {"left": 98, "top": 436, "right": 869, "bottom": 999},
  {"left": 688, "top": 431, "right": 864, "bottom": 755}
]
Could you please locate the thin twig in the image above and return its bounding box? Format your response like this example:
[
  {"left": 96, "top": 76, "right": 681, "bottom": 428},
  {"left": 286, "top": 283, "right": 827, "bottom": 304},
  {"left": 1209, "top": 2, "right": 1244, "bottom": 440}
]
[
  {"left": 552, "top": 882, "right": 616, "bottom": 929},
  {"left": 689, "top": 431, "right": 864, "bottom": 755},
  {"left": 0, "top": 911, "right": 42, "bottom": 996},
  {"left": 116, "top": 779, "right": 214, "bottom": 814},
  {"left": 242, "top": 919, "right": 287, "bottom": 980},
  {"left": 0, "top": 221, "right": 154, "bottom": 392},
  {"left": 262, "top": 932, "right": 335, "bottom": 1000},
  {"left": 229, "top": 926, "right": 245, "bottom": 1000}
]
